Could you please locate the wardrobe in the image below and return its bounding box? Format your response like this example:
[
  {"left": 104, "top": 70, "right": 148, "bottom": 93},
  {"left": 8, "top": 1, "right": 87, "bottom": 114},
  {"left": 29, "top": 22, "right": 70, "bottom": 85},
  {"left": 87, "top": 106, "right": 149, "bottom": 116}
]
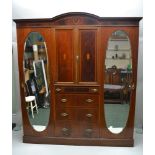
[{"left": 14, "top": 12, "right": 142, "bottom": 146}]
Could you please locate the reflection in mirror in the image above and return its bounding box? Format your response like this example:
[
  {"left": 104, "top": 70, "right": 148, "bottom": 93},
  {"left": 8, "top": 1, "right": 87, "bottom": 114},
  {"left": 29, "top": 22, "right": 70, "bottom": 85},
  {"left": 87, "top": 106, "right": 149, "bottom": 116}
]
[
  {"left": 23, "top": 32, "right": 50, "bottom": 132},
  {"left": 104, "top": 30, "right": 132, "bottom": 134}
]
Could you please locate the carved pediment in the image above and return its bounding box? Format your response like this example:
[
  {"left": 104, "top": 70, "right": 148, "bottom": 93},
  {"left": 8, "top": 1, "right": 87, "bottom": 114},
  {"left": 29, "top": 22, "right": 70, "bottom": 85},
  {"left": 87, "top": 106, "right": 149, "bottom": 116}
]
[{"left": 52, "top": 12, "right": 100, "bottom": 25}]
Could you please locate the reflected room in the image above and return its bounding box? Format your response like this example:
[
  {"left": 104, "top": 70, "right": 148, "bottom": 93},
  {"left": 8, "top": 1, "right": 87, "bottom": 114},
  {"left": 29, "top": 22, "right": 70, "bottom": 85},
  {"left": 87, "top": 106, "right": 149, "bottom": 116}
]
[
  {"left": 104, "top": 30, "right": 132, "bottom": 134},
  {"left": 23, "top": 32, "right": 50, "bottom": 132}
]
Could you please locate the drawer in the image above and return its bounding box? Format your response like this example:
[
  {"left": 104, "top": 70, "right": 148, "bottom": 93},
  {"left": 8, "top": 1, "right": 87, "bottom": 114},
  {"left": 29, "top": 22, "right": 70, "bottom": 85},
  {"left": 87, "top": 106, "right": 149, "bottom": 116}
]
[
  {"left": 77, "top": 95, "right": 99, "bottom": 107},
  {"left": 55, "top": 121, "right": 80, "bottom": 137},
  {"left": 56, "top": 94, "right": 77, "bottom": 107},
  {"left": 55, "top": 108, "right": 75, "bottom": 120},
  {"left": 55, "top": 107, "right": 99, "bottom": 122},
  {"left": 79, "top": 122, "right": 99, "bottom": 138},
  {"left": 55, "top": 121, "right": 74, "bottom": 137},
  {"left": 55, "top": 86, "right": 99, "bottom": 94},
  {"left": 77, "top": 108, "right": 99, "bottom": 123},
  {"left": 56, "top": 94, "right": 99, "bottom": 107},
  {"left": 55, "top": 121, "right": 99, "bottom": 138}
]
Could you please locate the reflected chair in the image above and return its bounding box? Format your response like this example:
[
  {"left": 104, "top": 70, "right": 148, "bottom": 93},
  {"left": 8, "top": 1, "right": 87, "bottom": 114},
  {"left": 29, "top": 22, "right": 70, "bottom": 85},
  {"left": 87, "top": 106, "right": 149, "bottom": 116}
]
[
  {"left": 104, "top": 66, "right": 125, "bottom": 104},
  {"left": 25, "top": 96, "right": 38, "bottom": 118}
]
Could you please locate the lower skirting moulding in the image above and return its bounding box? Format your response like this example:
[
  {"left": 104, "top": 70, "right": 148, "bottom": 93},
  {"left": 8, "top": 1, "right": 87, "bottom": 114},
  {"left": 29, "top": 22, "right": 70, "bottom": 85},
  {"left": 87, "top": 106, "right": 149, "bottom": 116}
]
[{"left": 23, "top": 136, "right": 134, "bottom": 147}]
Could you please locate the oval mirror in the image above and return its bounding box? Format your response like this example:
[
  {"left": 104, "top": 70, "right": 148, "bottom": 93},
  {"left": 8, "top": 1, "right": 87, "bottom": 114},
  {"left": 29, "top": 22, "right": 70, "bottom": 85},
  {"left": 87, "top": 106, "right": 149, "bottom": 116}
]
[
  {"left": 23, "top": 32, "right": 50, "bottom": 132},
  {"left": 104, "top": 30, "right": 132, "bottom": 134}
]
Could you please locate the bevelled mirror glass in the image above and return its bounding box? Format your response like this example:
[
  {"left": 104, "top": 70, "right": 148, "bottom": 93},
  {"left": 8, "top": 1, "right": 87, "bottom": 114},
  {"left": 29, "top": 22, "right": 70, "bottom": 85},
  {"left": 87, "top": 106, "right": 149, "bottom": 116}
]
[
  {"left": 23, "top": 32, "right": 50, "bottom": 132},
  {"left": 104, "top": 30, "right": 132, "bottom": 134}
]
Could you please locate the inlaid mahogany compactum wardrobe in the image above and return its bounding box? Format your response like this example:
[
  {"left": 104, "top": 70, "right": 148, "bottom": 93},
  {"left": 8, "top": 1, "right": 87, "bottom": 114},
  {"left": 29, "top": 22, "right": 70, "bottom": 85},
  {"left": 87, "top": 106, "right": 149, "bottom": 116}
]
[{"left": 14, "top": 12, "right": 142, "bottom": 146}]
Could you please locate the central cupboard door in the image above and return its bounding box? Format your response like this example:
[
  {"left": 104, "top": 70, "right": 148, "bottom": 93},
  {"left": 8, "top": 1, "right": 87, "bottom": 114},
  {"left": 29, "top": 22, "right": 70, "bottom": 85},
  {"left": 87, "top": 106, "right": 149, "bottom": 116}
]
[
  {"left": 55, "top": 28, "right": 75, "bottom": 83},
  {"left": 54, "top": 27, "right": 100, "bottom": 138},
  {"left": 78, "top": 28, "right": 98, "bottom": 83},
  {"left": 54, "top": 27, "right": 99, "bottom": 83}
]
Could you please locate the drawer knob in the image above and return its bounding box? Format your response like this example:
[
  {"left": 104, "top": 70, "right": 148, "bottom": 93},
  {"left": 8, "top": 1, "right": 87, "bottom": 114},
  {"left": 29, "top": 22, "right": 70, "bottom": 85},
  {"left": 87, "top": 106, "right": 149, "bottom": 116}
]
[
  {"left": 86, "top": 113, "right": 93, "bottom": 118},
  {"left": 84, "top": 128, "right": 93, "bottom": 137},
  {"left": 91, "top": 88, "right": 98, "bottom": 92},
  {"left": 86, "top": 99, "right": 94, "bottom": 103},
  {"left": 85, "top": 128, "right": 93, "bottom": 133},
  {"left": 61, "top": 98, "right": 67, "bottom": 103},
  {"left": 56, "top": 88, "right": 61, "bottom": 92},
  {"left": 61, "top": 128, "right": 70, "bottom": 136},
  {"left": 62, "top": 127, "right": 69, "bottom": 132},
  {"left": 61, "top": 113, "right": 68, "bottom": 117}
]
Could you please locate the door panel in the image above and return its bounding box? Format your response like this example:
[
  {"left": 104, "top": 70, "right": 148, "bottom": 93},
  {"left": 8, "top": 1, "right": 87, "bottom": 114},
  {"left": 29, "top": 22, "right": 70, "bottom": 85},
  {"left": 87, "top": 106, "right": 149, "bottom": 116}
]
[
  {"left": 23, "top": 32, "right": 51, "bottom": 132},
  {"left": 100, "top": 27, "right": 139, "bottom": 139},
  {"left": 55, "top": 29, "right": 74, "bottom": 82},
  {"left": 79, "top": 30, "right": 97, "bottom": 82},
  {"left": 16, "top": 27, "right": 55, "bottom": 137}
]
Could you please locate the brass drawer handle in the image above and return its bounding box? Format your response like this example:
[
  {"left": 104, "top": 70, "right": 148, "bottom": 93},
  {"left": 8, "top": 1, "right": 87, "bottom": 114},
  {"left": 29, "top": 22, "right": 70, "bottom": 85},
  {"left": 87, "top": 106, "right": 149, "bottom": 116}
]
[
  {"left": 62, "top": 127, "right": 69, "bottom": 132},
  {"left": 61, "top": 98, "right": 67, "bottom": 103},
  {"left": 86, "top": 99, "right": 94, "bottom": 103},
  {"left": 84, "top": 128, "right": 93, "bottom": 137},
  {"left": 85, "top": 128, "right": 93, "bottom": 133},
  {"left": 61, "top": 128, "right": 70, "bottom": 136},
  {"left": 91, "top": 88, "right": 98, "bottom": 92},
  {"left": 86, "top": 113, "right": 93, "bottom": 118},
  {"left": 56, "top": 88, "right": 61, "bottom": 92},
  {"left": 61, "top": 113, "right": 68, "bottom": 117}
]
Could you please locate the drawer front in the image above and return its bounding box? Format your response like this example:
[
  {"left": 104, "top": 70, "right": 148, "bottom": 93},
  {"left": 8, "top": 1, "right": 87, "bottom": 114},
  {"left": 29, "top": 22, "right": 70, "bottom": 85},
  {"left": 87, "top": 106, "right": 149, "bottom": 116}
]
[
  {"left": 55, "top": 121, "right": 99, "bottom": 138},
  {"left": 79, "top": 122, "right": 99, "bottom": 138},
  {"left": 77, "top": 108, "right": 98, "bottom": 123},
  {"left": 55, "top": 108, "right": 98, "bottom": 121},
  {"left": 56, "top": 94, "right": 99, "bottom": 107},
  {"left": 56, "top": 94, "right": 76, "bottom": 107},
  {"left": 55, "top": 86, "right": 99, "bottom": 94},
  {"left": 55, "top": 121, "right": 78, "bottom": 137},
  {"left": 55, "top": 108, "right": 75, "bottom": 120},
  {"left": 77, "top": 95, "right": 99, "bottom": 107}
]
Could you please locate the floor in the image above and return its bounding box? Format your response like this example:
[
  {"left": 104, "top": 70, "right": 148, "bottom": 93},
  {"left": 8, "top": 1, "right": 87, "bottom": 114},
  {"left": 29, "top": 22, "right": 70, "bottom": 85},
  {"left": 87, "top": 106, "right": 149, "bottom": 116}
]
[
  {"left": 12, "top": 128, "right": 143, "bottom": 155},
  {"left": 28, "top": 107, "right": 50, "bottom": 126},
  {"left": 104, "top": 103, "right": 129, "bottom": 128}
]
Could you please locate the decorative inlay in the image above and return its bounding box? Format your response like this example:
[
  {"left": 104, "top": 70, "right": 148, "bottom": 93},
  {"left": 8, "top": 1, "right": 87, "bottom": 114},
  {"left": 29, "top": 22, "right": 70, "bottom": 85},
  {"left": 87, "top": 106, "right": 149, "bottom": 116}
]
[
  {"left": 80, "top": 30, "right": 96, "bottom": 81},
  {"left": 86, "top": 52, "right": 91, "bottom": 61},
  {"left": 63, "top": 53, "right": 66, "bottom": 60},
  {"left": 72, "top": 17, "right": 80, "bottom": 24},
  {"left": 53, "top": 16, "right": 98, "bottom": 25}
]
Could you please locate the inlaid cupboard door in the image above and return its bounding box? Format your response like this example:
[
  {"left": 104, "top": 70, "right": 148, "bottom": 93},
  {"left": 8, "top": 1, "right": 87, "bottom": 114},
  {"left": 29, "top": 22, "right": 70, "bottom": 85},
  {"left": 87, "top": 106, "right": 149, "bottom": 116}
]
[
  {"left": 55, "top": 28, "right": 75, "bottom": 83},
  {"left": 78, "top": 28, "right": 99, "bottom": 83}
]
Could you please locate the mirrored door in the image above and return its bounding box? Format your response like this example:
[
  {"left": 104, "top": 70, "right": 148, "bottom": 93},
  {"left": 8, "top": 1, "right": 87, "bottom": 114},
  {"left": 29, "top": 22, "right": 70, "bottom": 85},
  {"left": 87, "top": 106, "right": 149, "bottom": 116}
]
[
  {"left": 104, "top": 30, "right": 132, "bottom": 134},
  {"left": 23, "top": 32, "right": 51, "bottom": 132}
]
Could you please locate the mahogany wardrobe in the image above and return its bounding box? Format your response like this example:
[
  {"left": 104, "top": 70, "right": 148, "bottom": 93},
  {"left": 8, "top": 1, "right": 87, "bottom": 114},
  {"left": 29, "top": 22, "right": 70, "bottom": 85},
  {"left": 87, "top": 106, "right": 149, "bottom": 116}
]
[{"left": 14, "top": 12, "right": 142, "bottom": 146}]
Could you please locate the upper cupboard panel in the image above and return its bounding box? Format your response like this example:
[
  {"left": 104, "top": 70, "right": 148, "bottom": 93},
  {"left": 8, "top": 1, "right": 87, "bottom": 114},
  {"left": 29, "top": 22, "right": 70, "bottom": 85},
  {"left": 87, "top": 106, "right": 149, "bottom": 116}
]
[
  {"left": 55, "top": 28, "right": 98, "bottom": 83},
  {"left": 55, "top": 29, "right": 74, "bottom": 82},
  {"left": 79, "top": 29, "right": 97, "bottom": 82}
]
